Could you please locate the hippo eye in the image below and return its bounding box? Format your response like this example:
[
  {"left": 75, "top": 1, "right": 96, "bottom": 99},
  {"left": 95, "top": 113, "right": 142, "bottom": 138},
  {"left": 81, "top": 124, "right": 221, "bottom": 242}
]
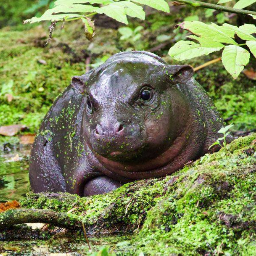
[
  {"left": 86, "top": 97, "right": 93, "bottom": 114},
  {"left": 140, "top": 88, "right": 152, "bottom": 101}
]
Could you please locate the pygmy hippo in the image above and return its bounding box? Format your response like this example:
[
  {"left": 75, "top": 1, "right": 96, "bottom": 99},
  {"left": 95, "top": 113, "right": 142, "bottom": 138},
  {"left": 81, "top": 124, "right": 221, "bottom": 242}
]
[{"left": 30, "top": 51, "right": 224, "bottom": 196}]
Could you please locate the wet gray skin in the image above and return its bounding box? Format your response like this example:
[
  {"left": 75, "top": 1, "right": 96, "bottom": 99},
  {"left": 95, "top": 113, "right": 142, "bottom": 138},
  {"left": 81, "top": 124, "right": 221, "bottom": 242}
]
[{"left": 29, "top": 51, "right": 224, "bottom": 196}]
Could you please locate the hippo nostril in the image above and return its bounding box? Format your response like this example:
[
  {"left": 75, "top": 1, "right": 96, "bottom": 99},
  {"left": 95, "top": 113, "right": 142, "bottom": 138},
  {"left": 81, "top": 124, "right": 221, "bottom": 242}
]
[
  {"left": 115, "top": 123, "right": 124, "bottom": 133},
  {"left": 95, "top": 124, "right": 103, "bottom": 136},
  {"left": 118, "top": 124, "right": 124, "bottom": 132}
]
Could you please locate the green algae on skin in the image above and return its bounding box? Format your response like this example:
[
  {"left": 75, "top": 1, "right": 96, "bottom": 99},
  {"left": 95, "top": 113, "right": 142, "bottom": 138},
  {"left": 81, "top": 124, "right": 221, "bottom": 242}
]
[{"left": 19, "top": 134, "right": 256, "bottom": 254}]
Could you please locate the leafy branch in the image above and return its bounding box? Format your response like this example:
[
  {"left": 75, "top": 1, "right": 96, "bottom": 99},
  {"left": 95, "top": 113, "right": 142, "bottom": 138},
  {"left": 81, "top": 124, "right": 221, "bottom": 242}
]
[
  {"left": 24, "top": 0, "right": 169, "bottom": 39},
  {"left": 24, "top": 0, "right": 256, "bottom": 78},
  {"left": 167, "top": 0, "right": 256, "bottom": 78},
  {"left": 168, "top": 21, "right": 256, "bottom": 78},
  {"left": 172, "top": 0, "right": 256, "bottom": 17}
]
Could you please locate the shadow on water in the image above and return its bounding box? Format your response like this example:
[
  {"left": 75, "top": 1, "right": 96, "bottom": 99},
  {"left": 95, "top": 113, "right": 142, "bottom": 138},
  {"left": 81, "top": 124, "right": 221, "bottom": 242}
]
[{"left": 0, "top": 145, "right": 31, "bottom": 202}]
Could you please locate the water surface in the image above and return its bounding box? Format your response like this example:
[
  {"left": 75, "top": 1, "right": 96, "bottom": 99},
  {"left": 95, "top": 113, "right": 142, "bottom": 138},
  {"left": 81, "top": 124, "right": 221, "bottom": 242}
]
[{"left": 0, "top": 146, "right": 30, "bottom": 202}]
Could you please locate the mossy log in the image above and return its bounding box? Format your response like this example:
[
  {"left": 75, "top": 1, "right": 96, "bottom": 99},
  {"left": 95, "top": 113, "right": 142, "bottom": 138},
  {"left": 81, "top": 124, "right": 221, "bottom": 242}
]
[
  {"left": 1, "top": 134, "right": 256, "bottom": 254},
  {"left": 0, "top": 208, "right": 82, "bottom": 230}
]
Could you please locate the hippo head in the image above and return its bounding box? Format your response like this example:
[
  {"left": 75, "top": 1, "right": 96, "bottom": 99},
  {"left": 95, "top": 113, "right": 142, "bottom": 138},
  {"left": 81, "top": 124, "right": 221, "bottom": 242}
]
[{"left": 72, "top": 51, "right": 194, "bottom": 164}]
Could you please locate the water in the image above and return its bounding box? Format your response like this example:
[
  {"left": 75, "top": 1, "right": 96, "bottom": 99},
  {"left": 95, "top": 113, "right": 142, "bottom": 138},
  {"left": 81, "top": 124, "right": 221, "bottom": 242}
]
[{"left": 0, "top": 146, "right": 30, "bottom": 202}]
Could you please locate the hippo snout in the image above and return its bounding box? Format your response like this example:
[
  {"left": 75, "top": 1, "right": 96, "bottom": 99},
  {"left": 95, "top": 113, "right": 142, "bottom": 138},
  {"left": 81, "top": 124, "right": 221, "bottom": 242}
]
[{"left": 94, "top": 122, "right": 125, "bottom": 138}]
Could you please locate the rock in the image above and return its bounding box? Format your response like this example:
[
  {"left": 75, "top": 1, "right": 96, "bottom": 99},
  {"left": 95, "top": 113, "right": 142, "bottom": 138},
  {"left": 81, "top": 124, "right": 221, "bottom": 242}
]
[{"left": 0, "top": 125, "right": 26, "bottom": 136}]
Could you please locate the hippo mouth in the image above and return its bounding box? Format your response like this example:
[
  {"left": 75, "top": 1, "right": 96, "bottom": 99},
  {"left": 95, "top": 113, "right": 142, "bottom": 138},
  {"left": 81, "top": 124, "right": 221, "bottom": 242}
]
[
  {"left": 110, "top": 151, "right": 122, "bottom": 157},
  {"left": 94, "top": 144, "right": 153, "bottom": 163}
]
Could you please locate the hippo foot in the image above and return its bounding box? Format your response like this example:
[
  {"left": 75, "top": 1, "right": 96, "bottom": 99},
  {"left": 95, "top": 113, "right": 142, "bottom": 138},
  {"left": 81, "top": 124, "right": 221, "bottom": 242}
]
[{"left": 83, "top": 176, "right": 122, "bottom": 196}]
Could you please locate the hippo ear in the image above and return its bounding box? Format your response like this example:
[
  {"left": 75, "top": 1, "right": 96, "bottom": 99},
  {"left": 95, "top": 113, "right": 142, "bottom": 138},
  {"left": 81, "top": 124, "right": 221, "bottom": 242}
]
[
  {"left": 71, "top": 76, "right": 86, "bottom": 94},
  {"left": 168, "top": 65, "right": 194, "bottom": 84}
]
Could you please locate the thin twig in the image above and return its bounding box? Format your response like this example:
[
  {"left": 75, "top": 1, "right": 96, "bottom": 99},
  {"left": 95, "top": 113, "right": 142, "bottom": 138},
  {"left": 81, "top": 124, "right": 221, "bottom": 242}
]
[
  {"left": 85, "top": 56, "right": 91, "bottom": 73},
  {"left": 194, "top": 57, "right": 222, "bottom": 72},
  {"left": 46, "top": 21, "right": 56, "bottom": 45},
  {"left": 172, "top": 0, "right": 256, "bottom": 16},
  {"left": 82, "top": 222, "right": 91, "bottom": 250}
]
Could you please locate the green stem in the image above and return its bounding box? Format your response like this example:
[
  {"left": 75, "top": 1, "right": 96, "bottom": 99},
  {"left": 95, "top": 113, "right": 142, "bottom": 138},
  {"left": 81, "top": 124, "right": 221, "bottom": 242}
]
[
  {"left": 173, "top": 0, "right": 256, "bottom": 16},
  {"left": 85, "top": 12, "right": 97, "bottom": 18}
]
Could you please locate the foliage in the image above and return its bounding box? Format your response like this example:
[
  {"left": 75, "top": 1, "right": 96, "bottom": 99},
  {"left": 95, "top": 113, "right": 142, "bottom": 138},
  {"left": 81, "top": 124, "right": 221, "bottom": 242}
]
[
  {"left": 0, "top": 0, "right": 36, "bottom": 29},
  {"left": 24, "top": 0, "right": 169, "bottom": 39},
  {"left": 23, "top": 0, "right": 54, "bottom": 15},
  {"left": 218, "top": 0, "right": 256, "bottom": 11},
  {"left": 118, "top": 26, "right": 144, "bottom": 50},
  {"left": 209, "top": 124, "right": 234, "bottom": 149},
  {"left": 25, "top": 0, "right": 256, "bottom": 79},
  {"left": 168, "top": 0, "right": 256, "bottom": 78},
  {"left": 169, "top": 21, "right": 256, "bottom": 79}
]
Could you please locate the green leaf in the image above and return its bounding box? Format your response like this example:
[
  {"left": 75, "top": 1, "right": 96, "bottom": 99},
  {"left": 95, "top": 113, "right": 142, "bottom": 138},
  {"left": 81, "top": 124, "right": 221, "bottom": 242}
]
[
  {"left": 134, "top": 26, "right": 143, "bottom": 33},
  {"left": 24, "top": 9, "right": 82, "bottom": 23},
  {"left": 222, "top": 45, "right": 250, "bottom": 79},
  {"left": 223, "top": 23, "right": 256, "bottom": 41},
  {"left": 246, "top": 41, "right": 256, "bottom": 58},
  {"left": 234, "top": 0, "right": 256, "bottom": 9},
  {"left": 81, "top": 17, "right": 95, "bottom": 40},
  {"left": 181, "top": 21, "right": 237, "bottom": 45},
  {"left": 24, "top": 0, "right": 51, "bottom": 14},
  {"left": 184, "top": 15, "right": 199, "bottom": 21},
  {"left": 118, "top": 27, "right": 133, "bottom": 40},
  {"left": 118, "top": 1, "right": 145, "bottom": 20},
  {"left": 49, "top": 4, "right": 99, "bottom": 13},
  {"left": 205, "top": 9, "right": 214, "bottom": 18},
  {"left": 217, "top": 0, "right": 232, "bottom": 3},
  {"left": 132, "top": 33, "right": 141, "bottom": 41},
  {"left": 131, "top": 0, "right": 169, "bottom": 13},
  {"left": 82, "top": 18, "right": 93, "bottom": 34},
  {"left": 157, "top": 34, "right": 172, "bottom": 42},
  {"left": 99, "top": 1, "right": 146, "bottom": 24},
  {"left": 168, "top": 41, "right": 222, "bottom": 61},
  {"left": 98, "top": 3, "right": 128, "bottom": 24},
  {"left": 239, "top": 24, "right": 256, "bottom": 34},
  {"left": 54, "top": 0, "right": 112, "bottom": 5},
  {"left": 24, "top": 4, "right": 99, "bottom": 23},
  {"left": 209, "top": 140, "right": 221, "bottom": 150},
  {"left": 216, "top": 13, "right": 227, "bottom": 24},
  {"left": 210, "top": 23, "right": 235, "bottom": 38},
  {"left": 188, "top": 35, "right": 225, "bottom": 48},
  {"left": 218, "top": 124, "right": 234, "bottom": 134}
]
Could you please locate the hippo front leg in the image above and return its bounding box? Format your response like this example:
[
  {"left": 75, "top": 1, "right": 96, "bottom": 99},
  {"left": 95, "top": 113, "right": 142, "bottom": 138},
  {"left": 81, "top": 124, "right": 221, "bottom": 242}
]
[
  {"left": 83, "top": 176, "right": 123, "bottom": 196},
  {"left": 29, "top": 134, "right": 66, "bottom": 193}
]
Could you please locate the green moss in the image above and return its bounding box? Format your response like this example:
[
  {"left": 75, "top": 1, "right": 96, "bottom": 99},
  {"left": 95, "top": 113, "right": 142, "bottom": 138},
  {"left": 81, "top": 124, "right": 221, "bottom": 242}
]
[
  {"left": 0, "top": 27, "right": 84, "bottom": 133},
  {"left": 0, "top": 23, "right": 121, "bottom": 134},
  {"left": 19, "top": 134, "right": 256, "bottom": 254},
  {"left": 125, "top": 134, "right": 256, "bottom": 255}
]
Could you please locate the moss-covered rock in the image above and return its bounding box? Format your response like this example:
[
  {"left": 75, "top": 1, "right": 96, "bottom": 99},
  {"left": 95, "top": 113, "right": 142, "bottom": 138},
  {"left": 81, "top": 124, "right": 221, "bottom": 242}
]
[{"left": 15, "top": 133, "right": 256, "bottom": 254}]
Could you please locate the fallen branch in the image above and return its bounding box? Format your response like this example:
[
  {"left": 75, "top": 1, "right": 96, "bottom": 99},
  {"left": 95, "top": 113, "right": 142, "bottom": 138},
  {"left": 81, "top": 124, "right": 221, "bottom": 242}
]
[
  {"left": 0, "top": 208, "right": 81, "bottom": 230},
  {"left": 172, "top": 0, "right": 256, "bottom": 16},
  {"left": 194, "top": 57, "right": 222, "bottom": 72}
]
